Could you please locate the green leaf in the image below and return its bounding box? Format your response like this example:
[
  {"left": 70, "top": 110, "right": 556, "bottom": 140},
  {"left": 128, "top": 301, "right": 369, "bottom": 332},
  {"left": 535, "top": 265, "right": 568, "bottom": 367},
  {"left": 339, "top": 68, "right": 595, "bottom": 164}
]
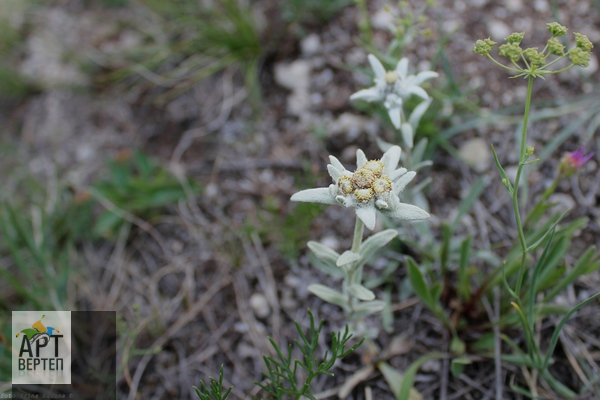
[
  {"left": 457, "top": 236, "right": 472, "bottom": 302},
  {"left": 93, "top": 211, "right": 124, "bottom": 236},
  {"left": 347, "top": 284, "right": 375, "bottom": 301},
  {"left": 526, "top": 210, "right": 569, "bottom": 252},
  {"left": 542, "top": 291, "right": 600, "bottom": 371},
  {"left": 450, "top": 357, "right": 471, "bottom": 377},
  {"left": 408, "top": 98, "right": 433, "bottom": 132},
  {"left": 490, "top": 144, "right": 513, "bottom": 195},
  {"left": 438, "top": 223, "right": 451, "bottom": 274},
  {"left": 358, "top": 229, "right": 398, "bottom": 267},
  {"left": 307, "top": 284, "right": 348, "bottom": 310},
  {"left": 401, "top": 122, "right": 414, "bottom": 149},
  {"left": 398, "top": 353, "right": 447, "bottom": 400},
  {"left": 406, "top": 258, "right": 433, "bottom": 309},
  {"left": 307, "top": 241, "right": 340, "bottom": 269},
  {"left": 411, "top": 138, "right": 429, "bottom": 165},
  {"left": 545, "top": 246, "right": 600, "bottom": 300},
  {"left": 352, "top": 300, "right": 385, "bottom": 317},
  {"left": 134, "top": 150, "right": 153, "bottom": 179},
  {"left": 337, "top": 250, "right": 361, "bottom": 267},
  {"left": 377, "top": 361, "right": 423, "bottom": 400},
  {"left": 429, "top": 282, "right": 443, "bottom": 303}
]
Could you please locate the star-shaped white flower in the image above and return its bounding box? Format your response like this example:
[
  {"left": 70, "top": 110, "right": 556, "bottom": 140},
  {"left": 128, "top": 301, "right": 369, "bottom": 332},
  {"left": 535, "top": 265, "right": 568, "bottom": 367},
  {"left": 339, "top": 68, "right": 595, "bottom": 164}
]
[
  {"left": 350, "top": 54, "right": 438, "bottom": 129},
  {"left": 290, "top": 146, "right": 430, "bottom": 230}
]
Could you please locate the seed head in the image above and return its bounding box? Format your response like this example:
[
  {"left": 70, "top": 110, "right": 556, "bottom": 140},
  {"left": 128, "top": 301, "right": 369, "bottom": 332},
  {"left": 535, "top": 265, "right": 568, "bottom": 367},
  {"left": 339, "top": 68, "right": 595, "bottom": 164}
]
[
  {"left": 498, "top": 43, "right": 522, "bottom": 62},
  {"left": 474, "top": 38, "right": 496, "bottom": 56},
  {"left": 505, "top": 32, "right": 525, "bottom": 44},
  {"left": 354, "top": 188, "right": 374, "bottom": 203},
  {"left": 362, "top": 160, "right": 384, "bottom": 177},
  {"left": 338, "top": 176, "right": 354, "bottom": 195},
  {"left": 547, "top": 22, "right": 568, "bottom": 37},
  {"left": 352, "top": 169, "right": 376, "bottom": 189},
  {"left": 547, "top": 38, "right": 565, "bottom": 56},
  {"left": 574, "top": 33, "right": 593, "bottom": 52},
  {"left": 385, "top": 71, "right": 399, "bottom": 84},
  {"left": 569, "top": 47, "right": 591, "bottom": 67},
  {"left": 372, "top": 177, "right": 392, "bottom": 194}
]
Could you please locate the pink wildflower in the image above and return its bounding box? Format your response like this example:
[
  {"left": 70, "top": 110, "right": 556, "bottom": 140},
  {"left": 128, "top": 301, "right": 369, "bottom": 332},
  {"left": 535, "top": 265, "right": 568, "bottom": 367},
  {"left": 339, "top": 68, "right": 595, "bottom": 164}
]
[{"left": 559, "top": 147, "right": 594, "bottom": 177}]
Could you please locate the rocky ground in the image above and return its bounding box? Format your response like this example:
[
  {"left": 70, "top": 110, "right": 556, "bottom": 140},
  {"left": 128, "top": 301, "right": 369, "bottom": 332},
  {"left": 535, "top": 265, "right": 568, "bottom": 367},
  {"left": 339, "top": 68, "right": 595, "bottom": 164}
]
[{"left": 1, "top": 0, "right": 600, "bottom": 399}]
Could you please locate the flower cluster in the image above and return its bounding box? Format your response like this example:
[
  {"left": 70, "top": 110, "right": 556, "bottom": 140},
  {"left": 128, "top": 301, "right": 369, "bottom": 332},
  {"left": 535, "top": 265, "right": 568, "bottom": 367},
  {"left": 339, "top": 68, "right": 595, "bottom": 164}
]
[
  {"left": 473, "top": 22, "right": 594, "bottom": 77},
  {"left": 350, "top": 55, "right": 438, "bottom": 129},
  {"left": 291, "top": 146, "right": 429, "bottom": 230}
]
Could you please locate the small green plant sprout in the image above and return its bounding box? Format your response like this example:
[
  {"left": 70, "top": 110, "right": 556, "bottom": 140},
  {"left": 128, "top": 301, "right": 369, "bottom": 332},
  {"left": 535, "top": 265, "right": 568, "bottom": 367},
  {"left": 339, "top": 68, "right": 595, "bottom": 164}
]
[
  {"left": 255, "top": 309, "right": 364, "bottom": 400},
  {"left": 194, "top": 365, "right": 232, "bottom": 400},
  {"left": 473, "top": 22, "right": 594, "bottom": 79},
  {"left": 291, "top": 146, "right": 429, "bottom": 337},
  {"left": 350, "top": 55, "right": 438, "bottom": 147}
]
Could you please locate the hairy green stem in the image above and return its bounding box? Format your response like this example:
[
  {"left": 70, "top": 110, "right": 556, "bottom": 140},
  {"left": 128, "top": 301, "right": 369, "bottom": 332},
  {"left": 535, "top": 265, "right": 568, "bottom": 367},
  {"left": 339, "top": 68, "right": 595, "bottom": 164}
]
[{"left": 351, "top": 217, "right": 364, "bottom": 253}]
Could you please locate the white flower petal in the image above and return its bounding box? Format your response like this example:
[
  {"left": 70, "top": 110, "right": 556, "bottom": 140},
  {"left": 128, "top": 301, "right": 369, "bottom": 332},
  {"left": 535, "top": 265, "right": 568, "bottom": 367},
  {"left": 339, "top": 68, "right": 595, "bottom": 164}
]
[
  {"left": 350, "top": 87, "right": 383, "bottom": 102},
  {"left": 414, "top": 71, "right": 439, "bottom": 85},
  {"left": 406, "top": 86, "right": 430, "bottom": 100},
  {"left": 291, "top": 188, "right": 337, "bottom": 204},
  {"left": 328, "top": 155, "right": 346, "bottom": 172},
  {"left": 395, "top": 58, "right": 409, "bottom": 80},
  {"left": 388, "top": 167, "right": 408, "bottom": 182},
  {"left": 356, "top": 149, "right": 368, "bottom": 169},
  {"left": 368, "top": 54, "right": 386, "bottom": 80},
  {"left": 327, "top": 164, "right": 344, "bottom": 181},
  {"left": 408, "top": 98, "right": 433, "bottom": 130},
  {"left": 355, "top": 206, "right": 377, "bottom": 230},
  {"left": 381, "top": 146, "right": 402, "bottom": 175},
  {"left": 394, "top": 171, "right": 416, "bottom": 195},
  {"left": 401, "top": 122, "right": 414, "bottom": 149},
  {"left": 387, "top": 107, "right": 402, "bottom": 129},
  {"left": 384, "top": 203, "right": 430, "bottom": 221}
]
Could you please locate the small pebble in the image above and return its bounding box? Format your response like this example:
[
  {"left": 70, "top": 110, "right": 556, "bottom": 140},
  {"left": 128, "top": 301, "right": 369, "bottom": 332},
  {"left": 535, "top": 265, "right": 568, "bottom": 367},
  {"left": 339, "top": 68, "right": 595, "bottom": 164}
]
[
  {"left": 459, "top": 138, "right": 491, "bottom": 172},
  {"left": 249, "top": 292, "right": 271, "bottom": 319}
]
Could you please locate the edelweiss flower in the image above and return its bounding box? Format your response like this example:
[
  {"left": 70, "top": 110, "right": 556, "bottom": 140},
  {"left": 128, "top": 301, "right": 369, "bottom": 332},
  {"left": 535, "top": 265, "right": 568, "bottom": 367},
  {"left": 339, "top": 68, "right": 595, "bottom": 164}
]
[
  {"left": 291, "top": 146, "right": 430, "bottom": 230},
  {"left": 350, "top": 54, "right": 438, "bottom": 129}
]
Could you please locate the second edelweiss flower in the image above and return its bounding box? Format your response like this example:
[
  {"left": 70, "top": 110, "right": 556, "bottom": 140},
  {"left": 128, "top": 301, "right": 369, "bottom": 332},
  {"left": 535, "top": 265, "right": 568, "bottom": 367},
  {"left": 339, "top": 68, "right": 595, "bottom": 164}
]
[
  {"left": 291, "top": 146, "right": 430, "bottom": 230},
  {"left": 350, "top": 54, "right": 438, "bottom": 129}
]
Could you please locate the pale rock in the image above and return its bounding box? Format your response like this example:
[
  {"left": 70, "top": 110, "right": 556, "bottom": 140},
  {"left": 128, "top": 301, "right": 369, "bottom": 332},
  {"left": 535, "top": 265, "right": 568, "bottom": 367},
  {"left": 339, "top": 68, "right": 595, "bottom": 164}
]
[
  {"left": 236, "top": 342, "right": 258, "bottom": 358},
  {"left": 470, "top": 0, "right": 488, "bottom": 8},
  {"left": 301, "top": 33, "right": 321, "bottom": 56},
  {"left": 320, "top": 236, "right": 340, "bottom": 251},
  {"left": 249, "top": 292, "right": 271, "bottom": 319},
  {"left": 328, "top": 112, "right": 378, "bottom": 140},
  {"left": 371, "top": 8, "right": 395, "bottom": 31},
  {"left": 533, "top": 0, "right": 549, "bottom": 12},
  {"left": 274, "top": 60, "right": 312, "bottom": 91},
  {"left": 505, "top": 166, "right": 518, "bottom": 184},
  {"left": 488, "top": 20, "right": 511, "bottom": 40},
  {"left": 548, "top": 193, "right": 576, "bottom": 212},
  {"left": 505, "top": 0, "right": 523, "bottom": 11},
  {"left": 287, "top": 90, "right": 312, "bottom": 116},
  {"left": 421, "top": 359, "right": 442, "bottom": 373},
  {"left": 459, "top": 138, "right": 491, "bottom": 172}
]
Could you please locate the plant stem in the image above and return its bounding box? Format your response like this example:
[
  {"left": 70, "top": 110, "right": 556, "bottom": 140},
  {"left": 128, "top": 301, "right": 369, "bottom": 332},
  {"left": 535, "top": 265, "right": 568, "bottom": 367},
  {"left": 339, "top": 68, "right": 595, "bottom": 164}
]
[
  {"left": 512, "top": 75, "right": 535, "bottom": 297},
  {"left": 351, "top": 217, "right": 364, "bottom": 253}
]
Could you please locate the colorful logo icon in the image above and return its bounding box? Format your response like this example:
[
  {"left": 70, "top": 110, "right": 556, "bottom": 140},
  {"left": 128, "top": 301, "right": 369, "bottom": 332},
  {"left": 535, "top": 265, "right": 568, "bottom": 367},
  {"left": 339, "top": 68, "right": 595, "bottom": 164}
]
[
  {"left": 16, "top": 314, "right": 60, "bottom": 344},
  {"left": 12, "top": 311, "right": 72, "bottom": 385}
]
